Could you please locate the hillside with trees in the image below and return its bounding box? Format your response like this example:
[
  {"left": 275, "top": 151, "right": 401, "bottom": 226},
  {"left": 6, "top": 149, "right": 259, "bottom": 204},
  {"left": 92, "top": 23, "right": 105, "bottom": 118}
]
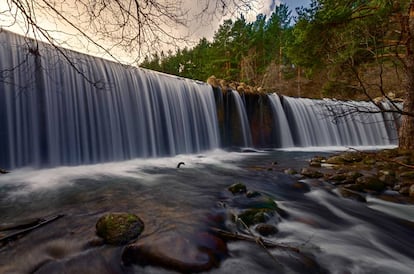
[
  {"left": 140, "top": 2, "right": 406, "bottom": 100},
  {"left": 140, "top": 4, "right": 302, "bottom": 94}
]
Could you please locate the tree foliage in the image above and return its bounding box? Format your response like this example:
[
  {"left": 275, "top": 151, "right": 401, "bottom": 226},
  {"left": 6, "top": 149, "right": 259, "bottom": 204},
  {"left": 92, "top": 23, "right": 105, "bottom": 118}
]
[
  {"left": 141, "top": 4, "right": 293, "bottom": 84},
  {"left": 286, "top": 0, "right": 414, "bottom": 149},
  {"left": 1, "top": 0, "right": 256, "bottom": 65}
]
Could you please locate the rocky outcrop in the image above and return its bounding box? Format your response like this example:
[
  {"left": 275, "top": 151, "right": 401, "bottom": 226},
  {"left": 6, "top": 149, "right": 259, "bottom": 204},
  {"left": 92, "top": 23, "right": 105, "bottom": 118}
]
[{"left": 299, "top": 149, "right": 414, "bottom": 202}]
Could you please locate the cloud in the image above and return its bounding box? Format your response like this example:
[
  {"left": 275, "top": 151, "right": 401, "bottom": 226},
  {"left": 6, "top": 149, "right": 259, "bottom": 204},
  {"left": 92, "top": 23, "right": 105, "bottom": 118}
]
[{"left": 184, "top": 0, "right": 282, "bottom": 43}]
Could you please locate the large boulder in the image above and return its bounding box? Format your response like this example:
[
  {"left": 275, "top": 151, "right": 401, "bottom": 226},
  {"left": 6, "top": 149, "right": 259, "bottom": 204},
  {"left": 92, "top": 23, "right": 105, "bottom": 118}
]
[
  {"left": 122, "top": 231, "right": 227, "bottom": 273},
  {"left": 96, "top": 212, "right": 144, "bottom": 245}
]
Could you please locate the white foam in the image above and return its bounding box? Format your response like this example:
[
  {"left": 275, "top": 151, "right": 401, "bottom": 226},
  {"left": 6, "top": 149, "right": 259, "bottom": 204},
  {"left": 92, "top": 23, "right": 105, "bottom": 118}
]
[
  {"left": 276, "top": 145, "right": 397, "bottom": 152},
  {"left": 0, "top": 149, "right": 245, "bottom": 193}
]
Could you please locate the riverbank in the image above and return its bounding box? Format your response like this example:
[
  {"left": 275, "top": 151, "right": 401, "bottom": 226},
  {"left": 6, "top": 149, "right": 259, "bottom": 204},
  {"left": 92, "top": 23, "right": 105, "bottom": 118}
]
[{"left": 289, "top": 148, "right": 414, "bottom": 204}]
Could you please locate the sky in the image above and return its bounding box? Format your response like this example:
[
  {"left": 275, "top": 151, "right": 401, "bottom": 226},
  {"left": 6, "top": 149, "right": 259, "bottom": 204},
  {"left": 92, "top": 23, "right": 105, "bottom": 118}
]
[
  {"left": 190, "top": 0, "right": 311, "bottom": 40},
  {"left": 0, "top": 1, "right": 311, "bottom": 63}
]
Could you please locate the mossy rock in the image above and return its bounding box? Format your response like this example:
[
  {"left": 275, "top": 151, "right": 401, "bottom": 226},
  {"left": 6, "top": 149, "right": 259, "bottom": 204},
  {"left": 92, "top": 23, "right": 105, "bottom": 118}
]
[
  {"left": 378, "top": 149, "right": 399, "bottom": 158},
  {"left": 310, "top": 156, "right": 327, "bottom": 163},
  {"left": 284, "top": 168, "right": 298, "bottom": 175},
  {"left": 326, "top": 152, "right": 363, "bottom": 165},
  {"left": 237, "top": 208, "right": 274, "bottom": 226},
  {"left": 301, "top": 168, "right": 323, "bottom": 178},
  {"left": 344, "top": 184, "right": 365, "bottom": 192},
  {"left": 309, "top": 161, "right": 322, "bottom": 167},
  {"left": 345, "top": 171, "right": 363, "bottom": 182},
  {"left": 228, "top": 183, "right": 247, "bottom": 195},
  {"left": 355, "top": 175, "right": 386, "bottom": 192},
  {"left": 96, "top": 212, "right": 144, "bottom": 245},
  {"left": 378, "top": 170, "right": 396, "bottom": 178},
  {"left": 338, "top": 187, "right": 366, "bottom": 203},
  {"left": 409, "top": 185, "right": 414, "bottom": 197},
  {"left": 246, "top": 190, "right": 261, "bottom": 198},
  {"left": 363, "top": 157, "right": 377, "bottom": 165},
  {"left": 327, "top": 173, "right": 348, "bottom": 182},
  {"left": 399, "top": 171, "right": 414, "bottom": 179},
  {"left": 326, "top": 155, "right": 345, "bottom": 165},
  {"left": 342, "top": 152, "right": 363, "bottom": 163}
]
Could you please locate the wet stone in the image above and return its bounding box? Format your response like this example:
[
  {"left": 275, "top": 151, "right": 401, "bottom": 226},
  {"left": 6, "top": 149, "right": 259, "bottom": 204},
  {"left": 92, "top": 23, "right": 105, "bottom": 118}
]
[
  {"left": 399, "top": 171, "right": 414, "bottom": 179},
  {"left": 96, "top": 212, "right": 144, "bottom": 245},
  {"left": 228, "top": 183, "right": 247, "bottom": 195},
  {"left": 327, "top": 173, "right": 348, "bottom": 182},
  {"left": 409, "top": 185, "right": 414, "bottom": 197},
  {"left": 399, "top": 186, "right": 410, "bottom": 195},
  {"left": 355, "top": 175, "right": 386, "bottom": 192},
  {"left": 300, "top": 168, "right": 323, "bottom": 179},
  {"left": 284, "top": 168, "right": 298, "bottom": 175},
  {"left": 237, "top": 208, "right": 274, "bottom": 226},
  {"left": 309, "top": 161, "right": 321, "bottom": 167},
  {"left": 338, "top": 187, "right": 366, "bottom": 203},
  {"left": 246, "top": 190, "right": 261, "bottom": 198},
  {"left": 122, "top": 231, "right": 227, "bottom": 273},
  {"left": 291, "top": 181, "right": 311, "bottom": 193},
  {"left": 255, "top": 224, "right": 278, "bottom": 236}
]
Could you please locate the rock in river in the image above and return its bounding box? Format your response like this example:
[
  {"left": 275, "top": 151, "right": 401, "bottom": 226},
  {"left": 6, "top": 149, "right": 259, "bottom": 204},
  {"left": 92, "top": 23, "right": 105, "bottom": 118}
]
[
  {"left": 96, "top": 212, "right": 144, "bottom": 245},
  {"left": 122, "top": 231, "right": 227, "bottom": 273}
]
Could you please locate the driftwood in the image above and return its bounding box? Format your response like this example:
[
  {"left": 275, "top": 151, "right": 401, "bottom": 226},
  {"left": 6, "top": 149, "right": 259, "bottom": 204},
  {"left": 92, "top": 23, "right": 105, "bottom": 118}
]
[
  {"left": 0, "top": 214, "right": 64, "bottom": 244},
  {"left": 0, "top": 218, "right": 44, "bottom": 231},
  {"left": 210, "top": 227, "right": 300, "bottom": 253}
]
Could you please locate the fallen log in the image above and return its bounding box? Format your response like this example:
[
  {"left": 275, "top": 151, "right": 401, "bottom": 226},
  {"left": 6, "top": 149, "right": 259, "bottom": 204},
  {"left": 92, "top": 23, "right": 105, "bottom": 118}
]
[
  {"left": 0, "top": 214, "right": 64, "bottom": 244},
  {"left": 209, "top": 227, "right": 300, "bottom": 253},
  {"left": 0, "top": 218, "right": 44, "bottom": 232}
]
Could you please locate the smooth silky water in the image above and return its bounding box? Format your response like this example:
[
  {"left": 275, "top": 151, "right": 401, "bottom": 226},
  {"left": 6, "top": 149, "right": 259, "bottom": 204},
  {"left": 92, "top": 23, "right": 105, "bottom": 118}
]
[
  {"left": 1, "top": 149, "right": 413, "bottom": 273},
  {"left": 0, "top": 30, "right": 412, "bottom": 273}
]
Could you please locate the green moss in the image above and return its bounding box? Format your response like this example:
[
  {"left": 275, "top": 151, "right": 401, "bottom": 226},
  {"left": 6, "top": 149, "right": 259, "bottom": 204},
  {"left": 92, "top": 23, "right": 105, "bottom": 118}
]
[
  {"left": 237, "top": 208, "right": 274, "bottom": 226},
  {"left": 228, "top": 183, "right": 247, "bottom": 195},
  {"left": 96, "top": 213, "right": 144, "bottom": 245}
]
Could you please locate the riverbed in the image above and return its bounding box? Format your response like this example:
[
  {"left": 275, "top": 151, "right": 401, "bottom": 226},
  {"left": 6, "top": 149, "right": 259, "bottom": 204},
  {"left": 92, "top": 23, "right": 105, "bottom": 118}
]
[{"left": 1, "top": 149, "right": 413, "bottom": 273}]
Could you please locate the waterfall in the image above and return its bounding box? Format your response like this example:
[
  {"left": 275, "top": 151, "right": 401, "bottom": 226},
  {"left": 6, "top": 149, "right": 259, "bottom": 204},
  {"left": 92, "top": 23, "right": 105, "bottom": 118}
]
[
  {"left": 267, "top": 94, "right": 294, "bottom": 147},
  {"left": 230, "top": 90, "right": 253, "bottom": 147},
  {"left": 0, "top": 31, "right": 220, "bottom": 169},
  {"left": 0, "top": 31, "right": 399, "bottom": 169},
  {"left": 270, "top": 95, "right": 397, "bottom": 147}
]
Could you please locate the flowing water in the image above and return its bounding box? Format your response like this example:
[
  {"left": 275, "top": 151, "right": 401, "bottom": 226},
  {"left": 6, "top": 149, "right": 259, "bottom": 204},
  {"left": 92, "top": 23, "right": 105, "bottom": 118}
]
[
  {"left": 0, "top": 31, "right": 412, "bottom": 273},
  {"left": 1, "top": 149, "right": 413, "bottom": 273},
  {"left": 229, "top": 90, "right": 253, "bottom": 147}
]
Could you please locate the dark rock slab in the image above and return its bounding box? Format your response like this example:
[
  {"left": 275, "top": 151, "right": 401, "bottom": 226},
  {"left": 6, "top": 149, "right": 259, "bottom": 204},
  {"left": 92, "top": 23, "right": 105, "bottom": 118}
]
[{"left": 122, "top": 231, "right": 227, "bottom": 273}]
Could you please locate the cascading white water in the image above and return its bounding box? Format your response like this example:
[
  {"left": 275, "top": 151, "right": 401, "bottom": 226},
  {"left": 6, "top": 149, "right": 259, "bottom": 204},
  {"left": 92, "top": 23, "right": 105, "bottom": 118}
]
[
  {"left": 267, "top": 94, "right": 294, "bottom": 147},
  {"left": 0, "top": 31, "right": 220, "bottom": 169},
  {"left": 230, "top": 90, "right": 253, "bottom": 147},
  {"left": 273, "top": 95, "right": 397, "bottom": 147},
  {"left": 0, "top": 31, "right": 400, "bottom": 169}
]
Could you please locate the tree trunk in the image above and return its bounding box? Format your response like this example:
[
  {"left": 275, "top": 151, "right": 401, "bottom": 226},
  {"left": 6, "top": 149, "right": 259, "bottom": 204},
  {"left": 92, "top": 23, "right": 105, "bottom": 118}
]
[{"left": 399, "top": 2, "right": 414, "bottom": 150}]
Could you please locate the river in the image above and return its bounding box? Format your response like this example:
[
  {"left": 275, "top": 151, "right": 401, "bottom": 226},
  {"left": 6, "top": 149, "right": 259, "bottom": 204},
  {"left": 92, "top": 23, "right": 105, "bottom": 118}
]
[{"left": 1, "top": 149, "right": 413, "bottom": 273}]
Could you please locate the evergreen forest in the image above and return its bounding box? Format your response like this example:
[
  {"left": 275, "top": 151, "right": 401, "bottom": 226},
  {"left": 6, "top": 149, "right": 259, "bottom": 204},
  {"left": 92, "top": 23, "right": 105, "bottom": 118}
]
[{"left": 140, "top": 1, "right": 409, "bottom": 101}]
